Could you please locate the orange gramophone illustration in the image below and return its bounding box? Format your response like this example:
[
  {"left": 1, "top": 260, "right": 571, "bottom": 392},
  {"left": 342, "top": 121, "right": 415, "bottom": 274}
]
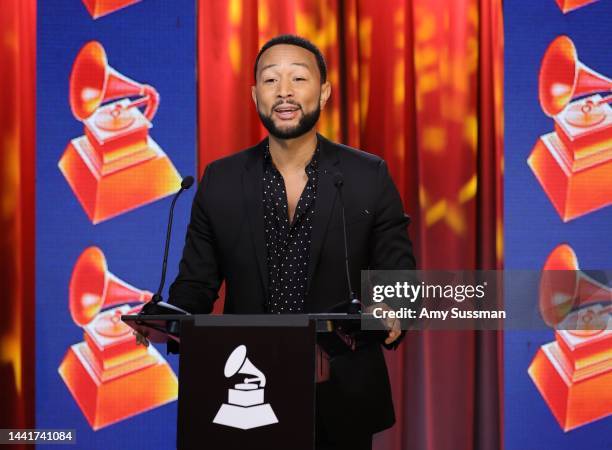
[
  {"left": 59, "top": 41, "right": 181, "bottom": 224},
  {"left": 528, "top": 244, "right": 612, "bottom": 431},
  {"left": 527, "top": 36, "right": 612, "bottom": 222},
  {"left": 81, "top": 0, "right": 142, "bottom": 19},
  {"left": 58, "top": 246, "right": 178, "bottom": 430},
  {"left": 555, "top": 0, "right": 599, "bottom": 14}
]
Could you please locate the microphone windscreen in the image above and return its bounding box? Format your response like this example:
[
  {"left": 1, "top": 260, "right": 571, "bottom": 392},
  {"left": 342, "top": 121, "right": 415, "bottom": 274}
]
[
  {"left": 332, "top": 172, "right": 344, "bottom": 188},
  {"left": 181, "top": 176, "right": 195, "bottom": 190}
]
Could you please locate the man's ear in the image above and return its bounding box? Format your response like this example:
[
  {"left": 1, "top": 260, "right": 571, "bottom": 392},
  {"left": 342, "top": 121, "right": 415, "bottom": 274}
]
[
  {"left": 251, "top": 85, "right": 257, "bottom": 108},
  {"left": 319, "top": 81, "right": 331, "bottom": 110}
]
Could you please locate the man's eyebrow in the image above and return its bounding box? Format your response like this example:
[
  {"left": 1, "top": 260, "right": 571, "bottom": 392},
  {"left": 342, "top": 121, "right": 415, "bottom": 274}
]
[
  {"left": 290, "top": 62, "right": 310, "bottom": 70},
  {"left": 259, "top": 63, "right": 278, "bottom": 73},
  {"left": 259, "top": 62, "right": 312, "bottom": 73}
]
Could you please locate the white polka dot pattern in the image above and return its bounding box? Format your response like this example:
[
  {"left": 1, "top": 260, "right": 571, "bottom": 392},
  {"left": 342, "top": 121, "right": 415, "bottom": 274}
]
[{"left": 263, "top": 145, "right": 319, "bottom": 314}]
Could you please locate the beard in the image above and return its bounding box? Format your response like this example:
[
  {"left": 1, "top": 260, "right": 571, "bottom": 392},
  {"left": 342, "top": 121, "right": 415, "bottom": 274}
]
[{"left": 257, "top": 100, "right": 321, "bottom": 140}]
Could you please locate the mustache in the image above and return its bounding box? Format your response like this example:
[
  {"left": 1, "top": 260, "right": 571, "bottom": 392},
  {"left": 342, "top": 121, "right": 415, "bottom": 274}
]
[{"left": 271, "top": 99, "right": 302, "bottom": 110}]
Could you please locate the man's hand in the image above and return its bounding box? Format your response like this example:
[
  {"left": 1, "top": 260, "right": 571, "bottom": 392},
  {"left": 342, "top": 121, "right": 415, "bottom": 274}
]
[
  {"left": 134, "top": 330, "right": 150, "bottom": 347},
  {"left": 384, "top": 315, "right": 401, "bottom": 345},
  {"left": 364, "top": 303, "right": 402, "bottom": 345}
]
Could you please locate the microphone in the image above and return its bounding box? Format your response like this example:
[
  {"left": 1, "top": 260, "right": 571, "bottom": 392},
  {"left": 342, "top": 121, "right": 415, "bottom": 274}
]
[
  {"left": 333, "top": 172, "right": 361, "bottom": 314},
  {"left": 141, "top": 176, "right": 194, "bottom": 314},
  {"left": 181, "top": 176, "right": 195, "bottom": 190}
]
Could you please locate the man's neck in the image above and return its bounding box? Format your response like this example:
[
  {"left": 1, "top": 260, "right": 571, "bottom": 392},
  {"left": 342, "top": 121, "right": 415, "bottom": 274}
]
[{"left": 268, "top": 130, "right": 318, "bottom": 172}]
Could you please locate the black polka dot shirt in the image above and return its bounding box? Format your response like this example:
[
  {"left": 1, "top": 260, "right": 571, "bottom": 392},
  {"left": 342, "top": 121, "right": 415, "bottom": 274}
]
[{"left": 263, "top": 145, "right": 319, "bottom": 314}]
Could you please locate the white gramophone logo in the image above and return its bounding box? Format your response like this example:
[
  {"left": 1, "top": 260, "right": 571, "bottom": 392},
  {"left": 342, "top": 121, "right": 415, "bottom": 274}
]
[{"left": 213, "top": 345, "right": 279, "bottom": 430}]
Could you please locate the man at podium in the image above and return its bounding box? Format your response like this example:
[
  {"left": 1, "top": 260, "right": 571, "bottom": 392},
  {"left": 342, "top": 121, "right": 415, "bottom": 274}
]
[{"left": 168, "top": 35, "right": 416, "bottom": 450}]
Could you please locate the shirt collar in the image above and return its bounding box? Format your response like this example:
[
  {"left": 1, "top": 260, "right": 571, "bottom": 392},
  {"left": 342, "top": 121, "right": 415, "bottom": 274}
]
[{"left": 263, "top": 140, "right": 320, "bottom": 172}]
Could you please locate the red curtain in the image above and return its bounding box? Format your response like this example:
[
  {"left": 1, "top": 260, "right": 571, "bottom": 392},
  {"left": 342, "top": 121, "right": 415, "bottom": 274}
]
[
  {"left": 0, "top": 0, "right": 36, "bottom": 436},
  {"left": 198, "top": 1, "right": 504, "bottom": 450}
]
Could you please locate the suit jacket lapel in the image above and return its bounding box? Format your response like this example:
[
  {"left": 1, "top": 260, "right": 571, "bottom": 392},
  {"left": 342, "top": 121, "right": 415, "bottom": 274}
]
[
  {"left": 243, "top": 139, "right": 269, "bottom": 298},
  {"left": 307, "top": 134, "right": 340, "bottom": 291},
  {"left": 243, "top": 135, "right": 340, "bottom": 300}
]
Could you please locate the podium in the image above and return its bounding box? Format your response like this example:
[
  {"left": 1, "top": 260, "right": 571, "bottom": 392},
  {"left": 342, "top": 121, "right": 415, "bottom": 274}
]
[{"left": 123, "top": 313, "right": 375, "bottom": 450}]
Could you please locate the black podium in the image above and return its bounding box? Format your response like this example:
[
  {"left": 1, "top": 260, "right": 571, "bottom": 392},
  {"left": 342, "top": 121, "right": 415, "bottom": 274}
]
[{"left": 123, "top": 313, "right": 366, "bottom": 450}]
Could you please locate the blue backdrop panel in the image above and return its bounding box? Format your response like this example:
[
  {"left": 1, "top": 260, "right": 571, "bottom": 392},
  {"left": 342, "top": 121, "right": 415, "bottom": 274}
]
[
  {"left": 504, "top": 0, "right": 611, "bottom": 449},
  {"left": 36, "top": 1, "right": 196, "bottom": 448}
]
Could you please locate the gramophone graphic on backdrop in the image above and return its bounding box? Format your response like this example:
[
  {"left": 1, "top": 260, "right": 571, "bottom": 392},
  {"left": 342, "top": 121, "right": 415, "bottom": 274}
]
[
  {"left": 213, "top": 345, "right": 279, "bottom": 430},
  {"left": 58, "top": 246, "right": 178, "bottom": 430},
  {"left": 555, "top": 0, "right": 599, "bottom": 14},
  {"left": 59, "top": 41, "right": 181, "bottom": 224},
  {"left": 528, "top": 243, "right": 612, "bottom": 431},
  {"left": 528, "top": 35, "right": 612, "bottom": 222},
  {"left": 81, "top": 0, "right": 142, "bottom": 19}
]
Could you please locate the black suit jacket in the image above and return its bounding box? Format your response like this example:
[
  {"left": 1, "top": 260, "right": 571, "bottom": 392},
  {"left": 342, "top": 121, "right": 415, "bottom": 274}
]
[{"left": 169, "top": 134, "right": 416, "bottom": 436}]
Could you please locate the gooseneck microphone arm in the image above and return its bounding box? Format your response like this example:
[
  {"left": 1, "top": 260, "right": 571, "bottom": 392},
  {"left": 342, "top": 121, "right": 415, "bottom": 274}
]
[
  {"left": 151, "top": 175, "right": 195, "bottom": 305},
  {"left": 333, "top": 172, "right": 361, "bottom": 314}
]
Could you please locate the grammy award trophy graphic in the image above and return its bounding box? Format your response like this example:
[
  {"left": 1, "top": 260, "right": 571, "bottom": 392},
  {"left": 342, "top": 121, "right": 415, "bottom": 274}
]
[
  {"left": 555, "top": 0, "right": 599, "bottom": 14},
  {"left": 58, "top": 246, "right": 178, "bottom": 430},
  {"left": 528, "top": 244, "right": 612, "bottom": 431},
  {"left": 59, "top": 41, "right": 181, "bottom": 224},
  {"left": 81, "top": 0, "right": 142, "bottom": 19},
  {"left": 213, "top": 345, "right": 279, "bottom": 430},
  {"left": 527, "top": 35, "right": 612, "bottom": 222}
]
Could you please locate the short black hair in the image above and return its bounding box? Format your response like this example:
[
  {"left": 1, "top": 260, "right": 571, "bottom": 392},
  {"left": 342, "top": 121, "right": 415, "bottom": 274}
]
[{"left": 254, "top": 34, "right": 327, "bottom": 83}]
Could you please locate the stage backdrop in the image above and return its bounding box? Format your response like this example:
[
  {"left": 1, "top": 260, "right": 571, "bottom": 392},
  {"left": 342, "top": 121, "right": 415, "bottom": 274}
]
[
  {"left": 25, "top": 2, "right": 504, "bottom": 450},
  {"left": 504, "top": 0, "right": 611, "bottom": 449},
  {"left": 198, "top": 2, "right": 504, "bottom": 450},
  {"left": 36, "top": 0, "right": 195, "bottom": 448}
]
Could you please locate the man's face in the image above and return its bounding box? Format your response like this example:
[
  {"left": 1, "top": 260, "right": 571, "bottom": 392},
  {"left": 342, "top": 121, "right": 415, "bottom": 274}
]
[{"left": 252, "top": 44, "right": 330, "bottom": 140}]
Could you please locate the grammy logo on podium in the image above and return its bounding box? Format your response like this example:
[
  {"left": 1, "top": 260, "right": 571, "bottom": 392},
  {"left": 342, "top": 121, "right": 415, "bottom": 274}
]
[
  {"left": 59, "top": 41, "right": 181, "bottom": 224},
  {"left": 528, "top": 244, "right": 612, "bottom": 431},
  {"left": 58, "top": 246, "right": 178, "bottom": 430},
  {"left": 213, "top": 345, "right": 279, "bottom": 430},
  {"left": 528, "top": 35, "right": 612, "bottom": 222}
]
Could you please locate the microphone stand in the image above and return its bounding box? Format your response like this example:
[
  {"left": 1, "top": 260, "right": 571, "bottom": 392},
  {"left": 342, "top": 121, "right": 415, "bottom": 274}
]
[
  {"left": 333, "top": 172, "right": 361, "bottom": 314},
  {"left": 140, "top": 176, "right": 194, "bottom": 316}
]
